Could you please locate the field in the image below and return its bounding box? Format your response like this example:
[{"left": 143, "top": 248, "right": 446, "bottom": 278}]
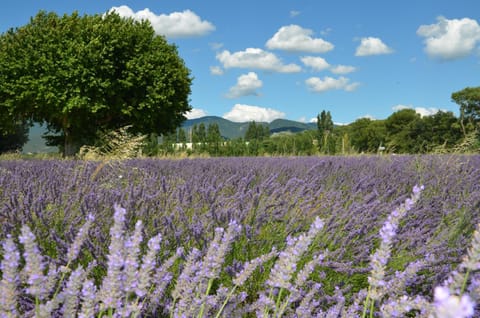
[{"left": 0, "top": 155, "right": 479, "bottom": 317}]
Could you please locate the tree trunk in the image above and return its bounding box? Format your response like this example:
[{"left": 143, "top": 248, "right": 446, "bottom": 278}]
[{"left": 63, "top": 128, "right": 78, "bottom": 157}]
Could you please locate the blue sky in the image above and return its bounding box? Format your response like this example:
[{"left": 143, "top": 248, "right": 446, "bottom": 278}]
[{"left": 1, "top": 1, "right": 480, "bottom": 124}]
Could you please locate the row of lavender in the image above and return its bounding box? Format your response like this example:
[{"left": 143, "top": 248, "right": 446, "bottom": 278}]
[{"left": 0, "top": 155, "right": 479, "bottom": 316}]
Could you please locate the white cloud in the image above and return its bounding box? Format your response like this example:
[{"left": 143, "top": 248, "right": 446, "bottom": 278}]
[
  {"left": 290, "top": 10, "right": 301, "bottom": 18},
  {"left": 210, "top": 66, "right": 224, "bottom": 75},
  {"left": 266, "top": 25, "right": 334, "bottom": 53},
  {"left": 298, "top": 116, "right": 318, "bottom": 123},
  {"left": 305, "top": 76, "right": 360, "bottom": 93},
  {"left": 417, "top": 16, "right": 480, "bottom": 60},
  {"left": 186, "top": 108, "right": 208, "bottom": 119},
  {"left": 355, "top": 37, "right": 394, "bottom": 56},
  {"left": 223, "top": 104, "right": 286, "bottom": 122},
  {"left": 360, "top": 114, "right": 376, "bottom": 120},
  {"left": 301, "top": 56, "right": 330, "bottom": 71},
  {"left": 109, "top": 6, "right": 215, "bottom": 38},
  {"left": 415, "top": 107, "right": 441, "bottom": 117},
  {"left": 210, "top": 42, "right": 224, "bottom": 50},
  {"left": 330, "top": 65, "right": 357, "bottom": 74},
  {"left": 226, "top": 72, "right": 263, "bottom": 98},
  {"left": 320, "top": 28, "right": 333, "bottom": 36},
  {"left": 216, "top": 48, "right": 301, "bottom": 73},
  {"left": 392, "top": 104, "right": 441, "bottom": 117}
]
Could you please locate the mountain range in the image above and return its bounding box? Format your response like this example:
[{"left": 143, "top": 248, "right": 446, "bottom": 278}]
[
  {"left": 181, "top": 116, "right": 317, "bottom": 139},
  {"left": 22, "top": 116, "right": 317, "bottom": 153}
]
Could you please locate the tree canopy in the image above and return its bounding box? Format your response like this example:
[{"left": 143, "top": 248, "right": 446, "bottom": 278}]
[
  {"left": 244, "top": 121, "right": 270, "bottom": 141},
  {"left": 452, "top": 86, "right": 480, "bottom": 135},
  {"left": 0, "top": 10, "right": 192, "bottom": 156},
  {"left": 316, "top": 110, "right": 335, "bottom": 154},
  {"left": 0, "top": 121, "right": 29, "bottom": 154}
]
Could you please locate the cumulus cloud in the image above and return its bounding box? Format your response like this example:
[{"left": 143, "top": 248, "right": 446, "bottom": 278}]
[
  {"left": 210, "top": 66, "right": 224, "bottom": 75},
  {"left": 301, "top": 56, "right": 330, "bottom": 71},
  {"left": 109, "top": 6, "right": 215, "bottom": 38},
  {"left": 186, "top": 108, "right": 208, "bottom": 119},
  {"left": 392, "top": 104, "right": 441, "bottom": 117},
  {"left": 417, "top": 16, "right": 480, "bottom": 60},
  {"left": 216, "top": 48, "right": 301, "bottom": 73},
  {"left": 330, "top": 65, "right": 357, "bottom": 74},
  {"left": 296, "top": 116, "right": 306, "bottom": 123},
  {"left": 301, "top": 57, "right": 357, "bottom": 74},
  {"left": 355, "top": 37, "right": 394, "bottom": 56},
  {"left": 223, "top": 104, "right": 286, "bottom": 122},
  {"left": 305, "top": 76, "right": 360, "bottom": 93},
  {"left": 226, "top": 72, "right": 263, "bottom": 98},
  {"left": 266, "top": 25, "right": 334, "bottom": 53}
]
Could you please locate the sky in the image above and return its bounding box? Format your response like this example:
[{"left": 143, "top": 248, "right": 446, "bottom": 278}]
[{"left": 1, "top": 1, "right": 480, "bottom": 124}]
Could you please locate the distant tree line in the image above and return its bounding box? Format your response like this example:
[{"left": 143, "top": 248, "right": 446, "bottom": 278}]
[
  {"left": 151, "top": 86, "right": 479, "bottom": 157},
  {"left": 320, "top": 108, "right": 466, "bottom": 154}
]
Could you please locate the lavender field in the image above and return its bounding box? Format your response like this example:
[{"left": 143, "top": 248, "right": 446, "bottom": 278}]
[{"left": 1, "top": 155, "right": 480, "bottom": 317}]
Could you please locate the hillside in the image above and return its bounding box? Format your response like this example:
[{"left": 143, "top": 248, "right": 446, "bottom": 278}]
[
  {"left": 269, "top": 119, "right": 317, "bottom": 134},
  {"left": 182, "top": 116, "right": 316, "bottom": 139}
]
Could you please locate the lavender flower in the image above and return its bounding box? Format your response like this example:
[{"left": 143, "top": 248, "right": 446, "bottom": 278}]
[
  {"left": 62, "top": 267, "right": 86, "bottom": 317},
  {"left": 433, "top": 286, "right": 474, "bottom": 318},
  {"left": 0, "top": 235, "right": 19, "bottom": 317},
  {"left": 171, "top": 247, "right": 203, "bottom": 315},
  {"left": 78, "top": 279, "right": 97, "bottom": 318},
  {"left": 201, "top": 220, "right": 241, "bottom": 281},
  {"left": 233, "top": 247, "right": 278, "bottom": 287},
  {"left": 136, "top": 233, "right": 162, "bottom": 298},
  {"left": 266, "top": 216, "right": 324, "bottom": 290},
  {"left": 386, "top": 259, "right": 425, "bottom": 298},
  {"left": 124, "top": 220, "right": 144, "bottom": 294},
  {"left": 98, "top": 204, "right": 127, "bottom": 311},
  {"left": 368, "top": 185, "right": 424, "bottom": 301},
  {"left": 149, "top": 246, "right": 182, "bottom": 309},
  {"left": 19, "top": 225, "right": 47, "bottom": 300},
  {"left": 197, "top": 220, "right": 242, "bottom": 316},
  {"left": 294, "top": 282, "right": 322, "bottom": 317},
  {"left": 462, "top": 223, "right": 480, "bottom": 277},
  {"left": 66, "top": 213, "right": 94, "bottom": 264},
  {"left": 325, "top": 287, "right": 345, "bottom": 318}
]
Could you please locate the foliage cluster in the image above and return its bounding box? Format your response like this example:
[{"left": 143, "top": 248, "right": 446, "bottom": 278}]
[
  {"left": 0, "top": 155, "right": 480, "bottom": 316},
  {"left": 0, "top": 121, "right": 29, "bottom": 154}
]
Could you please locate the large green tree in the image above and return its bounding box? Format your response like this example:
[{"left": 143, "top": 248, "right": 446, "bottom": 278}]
[
  {"left": 421, "top": 111, "right": 462, "bottom": 150},
  {"left": 451, "top": 86, "right": 480, "bottom": 135},
  {"left": 346, "top": 118, "right": 387, "bottom": 153},
  {"left": 385, "top": 109, "right": 421, "bottom": 153},
  {"left": 0, "top": 11, "right": 192, "bottom": 156}
]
